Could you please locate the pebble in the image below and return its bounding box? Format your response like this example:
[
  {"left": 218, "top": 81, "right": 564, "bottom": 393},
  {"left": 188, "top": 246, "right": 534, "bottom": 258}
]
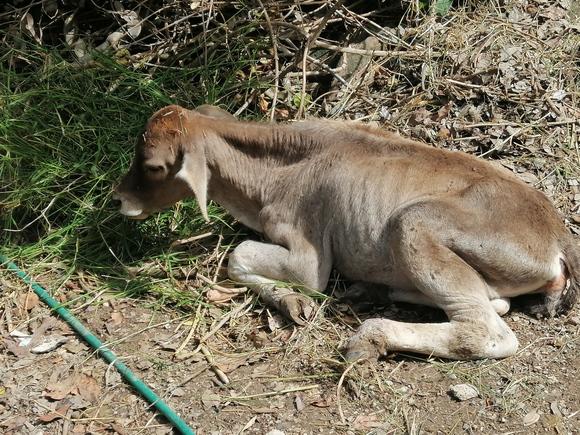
[
  {"left": 449, "top": 384, "right": 479, "bottom": 401},
  {"left": 265, "top": 431, "right": 285, "bottom": 435}
]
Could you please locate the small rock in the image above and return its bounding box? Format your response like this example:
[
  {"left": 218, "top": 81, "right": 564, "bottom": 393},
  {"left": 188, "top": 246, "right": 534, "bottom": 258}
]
[
  {"left": 550, "top": 401, "right": 562, "bottom": 417},
  {"left": 523, "top": 410, "right": 540, "bottom": 426},
  {"left": 294, "top": 394, "right": 305, "bottom": 412},
  {"left": 265, "top": 430, "right": 285, "bottom": 435},
  {"left": 449, "top": 384, "right": 479, "bottom": 401},
  {"left": 31, "top": 335, "right": 69, "bottom": 353},
  {"left": 171, "top": 387, "right": 186, "bottom": 397}
]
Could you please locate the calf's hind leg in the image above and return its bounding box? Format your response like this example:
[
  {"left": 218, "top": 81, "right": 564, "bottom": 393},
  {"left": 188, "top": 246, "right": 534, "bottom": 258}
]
[
  {"left": 388, "top": 288, "right": 511, "bottom": 316},
  {"left": 346, "top": 207, "right": 518, "bottom": 361}
]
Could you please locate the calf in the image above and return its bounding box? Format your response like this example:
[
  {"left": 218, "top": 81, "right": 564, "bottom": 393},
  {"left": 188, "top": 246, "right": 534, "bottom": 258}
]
[{"left": 114, "top": 104, "right": 579, "bottom": 361}]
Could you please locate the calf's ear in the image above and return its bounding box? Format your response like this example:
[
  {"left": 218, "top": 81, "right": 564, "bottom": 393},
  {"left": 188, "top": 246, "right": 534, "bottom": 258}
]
[{"left": 176, "top": 152, "right": 209, "bottom": 222}]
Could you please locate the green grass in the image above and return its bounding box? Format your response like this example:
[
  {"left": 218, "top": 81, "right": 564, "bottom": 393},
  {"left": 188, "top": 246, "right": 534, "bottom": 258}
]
[{"left": 0, "top": 42, "right": 268, "bottom": 306}]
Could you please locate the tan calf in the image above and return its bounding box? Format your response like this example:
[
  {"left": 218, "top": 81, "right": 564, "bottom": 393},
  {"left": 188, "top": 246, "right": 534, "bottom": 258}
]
[{"left": 114, "top": 104, "right": 579, "bottom": 361}]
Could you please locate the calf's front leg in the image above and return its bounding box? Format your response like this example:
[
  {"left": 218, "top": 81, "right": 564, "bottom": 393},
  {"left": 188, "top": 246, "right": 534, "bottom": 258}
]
[{"left": 228, "top": 240, "right": 331, "bottom": 324}]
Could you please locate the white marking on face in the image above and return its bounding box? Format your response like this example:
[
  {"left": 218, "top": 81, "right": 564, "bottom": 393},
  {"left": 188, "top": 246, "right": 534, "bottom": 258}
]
[
  {"left": 550, "top": 254, "right": 563, "bottom": 279},
  {"left": 175, "top": 154, "right": 191, "bottom": 185},
  {"left": 117, "top": 196, "right": 144, "bottom": 217},
  {"left": 120, "top": 206, "right": 143, "bottom": 217}
]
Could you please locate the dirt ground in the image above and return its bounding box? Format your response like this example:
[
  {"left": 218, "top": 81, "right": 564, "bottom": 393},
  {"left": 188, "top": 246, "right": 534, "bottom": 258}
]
[
  {"left": 1, "top": 267, "right": 578, "bottom": 435},
  {"left": 1, "top": 0, "right": 579, "bottom": 434}
]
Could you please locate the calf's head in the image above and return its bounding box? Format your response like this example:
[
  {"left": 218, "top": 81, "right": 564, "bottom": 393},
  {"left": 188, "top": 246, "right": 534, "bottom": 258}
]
[{"left": 114, "top": 104, "right": 217, "bottom": 221}]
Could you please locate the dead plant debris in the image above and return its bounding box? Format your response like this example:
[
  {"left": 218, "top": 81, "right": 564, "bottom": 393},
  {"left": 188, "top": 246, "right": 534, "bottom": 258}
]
[{"left": 1, "top": 0, "right": 579, "bottom": 433}]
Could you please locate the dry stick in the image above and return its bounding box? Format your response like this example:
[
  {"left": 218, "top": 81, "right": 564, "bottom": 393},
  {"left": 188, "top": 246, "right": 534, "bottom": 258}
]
[
  {"left": 177, "top": 364, "right": 210, "bottom": 388},
  {"left": 238, "top": 416, "right": 258, "bottom": 434},
  {"left": 297, "top": 0, "right": 346, "bottom": 119},
  {"left": 212, "top": 240, "right": 232, "bottom": 283},
  {"left": 312, "top": 40, "right": 438, "bottom": 58},
  {"left": 462, "top": 120, "right": 578, "bottom": 128},
  {"left": 201, "top": 344, "right": 230, "bottom": 384},
  {"left": 337, "top": 360, "right": 359, "bottom": 424},
  {"left": 257, "top": 0, "right": 280, "bottom": 121},
  {"left": 572, "top": 122, "right": 579, "bottom": 163},
  {"left": 170, "top": 231, "right": 213, "bottom": 248},
  {"left": 174, "top": 303, "right": 203, "bottom": 355},
  {"left": 197, "top": 273, "right": 247, "bottom": 295},
  {"left": 225, "top": 384, "right": 318, "bottom": 401}
]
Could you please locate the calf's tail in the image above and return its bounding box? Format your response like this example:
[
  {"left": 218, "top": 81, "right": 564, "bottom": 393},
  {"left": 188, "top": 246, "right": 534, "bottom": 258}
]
[{"left": 559, "top": 237, "right": 580, "bottom": 314}]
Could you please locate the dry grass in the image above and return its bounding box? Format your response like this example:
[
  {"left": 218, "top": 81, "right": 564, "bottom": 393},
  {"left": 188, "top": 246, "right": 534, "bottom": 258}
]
[{"left": 1, "top": 0, "right": 579, "bottom": 433}]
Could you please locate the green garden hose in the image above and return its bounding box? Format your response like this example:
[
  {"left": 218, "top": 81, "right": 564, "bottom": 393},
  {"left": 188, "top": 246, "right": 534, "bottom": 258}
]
[{"left": 0, "top": 255, "right": 196, "bottom": 435}]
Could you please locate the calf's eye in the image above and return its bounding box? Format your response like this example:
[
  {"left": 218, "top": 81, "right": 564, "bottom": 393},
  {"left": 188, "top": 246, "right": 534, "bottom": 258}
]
[{"left": 145, "top": 164, "right": 165, "bottom": 173}]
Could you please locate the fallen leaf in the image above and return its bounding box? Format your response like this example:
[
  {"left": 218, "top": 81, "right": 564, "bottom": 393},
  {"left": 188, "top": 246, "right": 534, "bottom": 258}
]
[
  {"left": 68, "top": 395, "right": 91, "bottom": 410},
  {"left": 258, "top": 96, "right": 269, "bottom": 113},
  {"left": 523, "top": 410, "right": 540, "bottom": 426},
  {"left": 206, "top": 286, "right": 247, "bottom": 303},
  {"left": 275, "top": 108, "right": 289, "bottom": 119},
  {"left": 19, "top": 292, "right": 40, "bottom": 311},
  {"left": 111, "top": 423, "right": 128, "bottom": 435},
  {"left": 352, "top": 414, "right": 382, "bottom": 430},
  {"left": 72, "top": 424, "right": 87, "bottom": 433},
  {"left": 310, "top": 397, "right": 330, "bottom": 408},
  {"left": 44, "top": 379, "right": 75, "bottom": 401},
  {"left": 75, "top": 374, "right": 101, "bottom": 403},
  {"left": 38, "top": 403, "right": 71, "bottom": 423},
  {"left": 267, "top": 312, "right": 285, "bottom": 332},
  {"left": 248, "top": 330, "right": 269, "bottom": 348},
  {"left": 3, "top": 338, "right": 32, "bottom": 357},
  {"left": 10, "top": 329, "right": 32, "bottom": 346}
]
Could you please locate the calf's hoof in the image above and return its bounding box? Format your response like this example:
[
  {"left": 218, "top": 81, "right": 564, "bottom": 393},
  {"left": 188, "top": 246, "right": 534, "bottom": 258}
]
[
  {"left": 278, "top": 292, "right": 316, "bottom": 326},
  {"left": 344, "top": 320, "right": 390, "bottom": 362}
]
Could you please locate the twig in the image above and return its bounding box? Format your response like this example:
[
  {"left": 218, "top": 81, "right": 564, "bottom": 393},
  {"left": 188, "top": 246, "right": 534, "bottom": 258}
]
[
  {"left": 445, "top": 78, "right": 485, "bottom": 89},
  {"left": 257, "top": 0, "right": 280, "bottom": 121},
  {"left": 4, "top": 197, "right": 56, "bottom": 233},
  {"left": 225, "top": 384, "right": 318, "bottom": 401},
  {"left": 98, "top": 315, "right": 189, "bottom": 351},
  {"left": 238, "top": 416, "right": 258, "bottom": 434},
  {"left": 461, "top": 120, "right": 578, "bottom": 129},
  {"left": 197, "top": 273, "right": 247, "bottom": 295},
  {"left": 212, "top": 241, "right": 231, "bottom": 283},
  {"left": 170, "top": 231, "right": 213, "bottom": 248},
  {"left": 174, "top": 304, "right": 203, "bottom": 355},
  {"left": 201, "top": 344, "right": 230, "bottom": 384},
  {"left": 313, "top": 40, "right": 438, "bottom": 58},
  {"left": 337, "top": 360, "right": 359, "bottom": 424}
]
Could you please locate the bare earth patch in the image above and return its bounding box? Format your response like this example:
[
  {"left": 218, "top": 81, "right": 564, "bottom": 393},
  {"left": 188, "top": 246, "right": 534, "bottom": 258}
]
[{"left": 1, "top": 269, "right": 578, "bottom": 434}]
